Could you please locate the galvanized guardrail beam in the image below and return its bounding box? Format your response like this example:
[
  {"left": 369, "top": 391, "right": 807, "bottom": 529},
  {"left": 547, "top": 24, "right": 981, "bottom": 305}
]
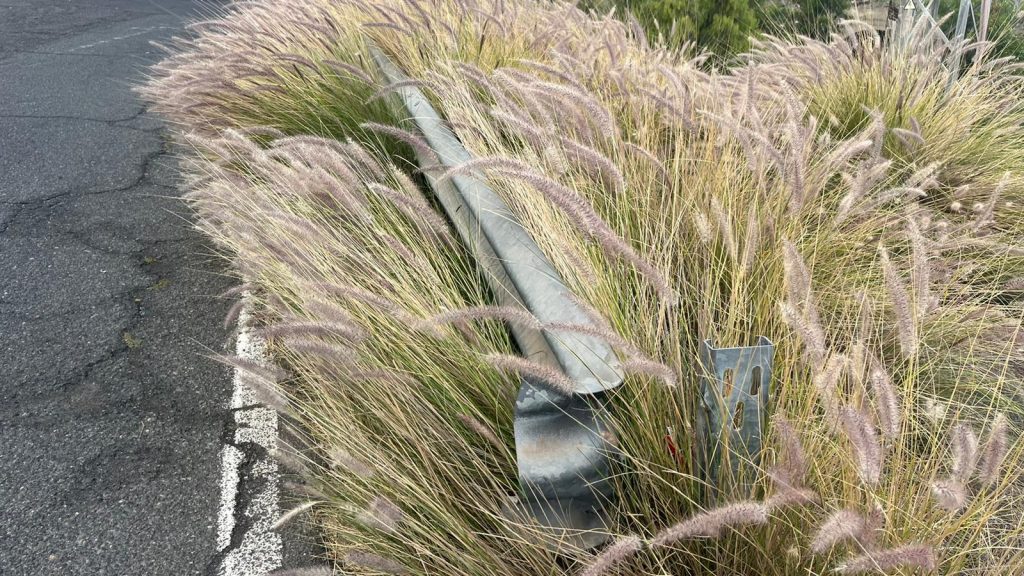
[{"left": 369, "top": 47, "right": 623, "bottom": 549}]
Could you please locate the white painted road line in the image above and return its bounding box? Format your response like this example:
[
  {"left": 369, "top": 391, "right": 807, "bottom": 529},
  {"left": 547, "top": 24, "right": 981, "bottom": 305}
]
[{"left": 216, "top": 295, "right": 284, "bottom": 575}]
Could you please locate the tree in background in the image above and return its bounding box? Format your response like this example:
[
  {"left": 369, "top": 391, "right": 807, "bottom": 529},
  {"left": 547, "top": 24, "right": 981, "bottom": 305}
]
[
  {"left": 794, "top": 0, "right": 851, "bottom": 37},
  {"left": 586, "top": 0, "right": 850, "bottom": 58},
  {"left": 703, "top": 0, "right": 760, "bottom": 54},
  {"left": 599, "top": 0, "right": 760, "bottom": 57},
  {"left": 759, "top": 0, "right": 851, "bottom": 39}
]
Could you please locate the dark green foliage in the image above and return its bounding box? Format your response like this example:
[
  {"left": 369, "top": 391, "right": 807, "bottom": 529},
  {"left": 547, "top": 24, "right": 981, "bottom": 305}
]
[
  {"left": 589, "top": 0, "right": 760, "bottom": 57},
  {"left": 759, "top": 0, "right": 851, "bottom": 39},
  {"left": 587, "top": 0, "right": 850, "bottom": 57},
  {"left": 794, "top": 0, "right": 850, "bottom": 38}
]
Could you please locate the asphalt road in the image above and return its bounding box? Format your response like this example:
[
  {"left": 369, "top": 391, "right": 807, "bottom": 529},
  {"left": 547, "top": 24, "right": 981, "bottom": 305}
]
[{"left": 0, "top": 1, "right": 249, "bottom": 574}]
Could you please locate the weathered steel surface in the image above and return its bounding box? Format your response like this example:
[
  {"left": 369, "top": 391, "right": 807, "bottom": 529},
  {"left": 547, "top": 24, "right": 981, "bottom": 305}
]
[
  {"left": 369, "top": 47, "right": 623, "bottom": 549},
  {"left": 698, "top": 337, "right": 774, "bottom": 499}
]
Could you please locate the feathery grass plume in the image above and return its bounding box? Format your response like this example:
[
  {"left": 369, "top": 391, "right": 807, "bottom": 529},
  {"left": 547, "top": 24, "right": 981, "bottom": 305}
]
[
  {"left": 864, "top": 107, "right": 886, "bottom": 159},
  {"left": 557, "top": 136, "right": 625, "bottom": 193},
  {"left": 489, "top": 108, "right": 551, "bottom": 150},
  {"left": 284, "top": 479, "right": 327, "bottom": 500},
  {"left": 579, "top": 535, "right": 643, "bottom": 576},
  {"left": 517, "top": 59, "right": 582, "bottom": 89},
  {"left": 650, "top": 502, "right": 769, "bottom": 546},
  {"left": 819, "top": 138, "right": 874, "bottom": 183},
  {"left": 341, "top": 137, "right": 388, "bottom": 180},
  {"left": 880, "top": 247, "right": 918, "bottom": 360},
  {"left": 321, "top": 59, "right": 375, "bottom": 85},
  {"left": 950, "top": 423, "right": 981, "bottom": 481},
  {"left": 709, "top": 197, "right": 737, "bottom": 262},
  {"left": 268, "top": 567, "right": 333, "bottom": 576},
  {"left": 420, "top": 305, "right": 541, "bottom": 331},
  {"left": 344, "top": 551, "right": 407, "bottom": 574},
  {"left": 836, "top": 160, "right": 892, "bottom": 223},
  {"left": 739, "top": 211, "right": 761, "bottom": 276},
  {"left": 364, "top": 182, "right": 454, "bottom": 245},
  {"left": 221, "top": 282, "right": 255, "bottom": 298},
  {"left": 973, "top": 172, "right": 1009, "bottom": 232},
  {"left": 840, "top": 406, "right": 883, "bottom": 487},
  {"left": 273, "top": 445, "right": 312, "bottom": 477},
  {"left": 906, "top": 162, "right": 941, "bottom": 194},
  {"left": 358, "top": 496, "right": 404, "bottom": 533},
  {"left": 484, "top": 353, "right": 575, "bottom": 397},
  {"left": 367, "top": 78, "right": 430, "bottom": 103},
  {"left": 816, "top": 354, "right": 848, "bottom": 423},
  {"left": 810, "top": 509, "right": 876, "bottom": 554},
  {"left": 781, "top": 240, "right": 826, "bottom": 361},
  {"left": 783, "top": 117, "right": 812, "bottom": 214},
  {"left": 217, "top": 354, "right": 289, "bottom": 383},
  {"left": 931, "top": 478, "right": 969, "bottom": 512},
  {"left": 906, "top": 216, "right": 932, "bottom": 317},
  {"left": 769, "top": 415, "right": 808, "bottom": 488},
  {"left": 594, "top": 232, "right": 677, "bottom": 304},
  {"left": 435, "top": 155, "right": 532, "bottom": 183},
  {"left": 892, "top": 127, "right": 924, "bottom": 152},
  {"left": 279, "top": 337, "right": 353, "bottom": 372},
  {"left": 328, "top": 446, "right": 374, "bottom": 479},
  {"left": 309, "top": 282, "right": 427, "bottom": 331},
  {"left": 766, "top": 486, "right": 819, "bottom": 510},
  {"left": 868, "top": 363, "right": 901, "bottom": 441},
  {"left": 624, "top": 142, "right": 669, "bottom": 183},
  {"left": 440, "top": 160, "right": 605, "bottom": 237},
  {"left": 264, "top": 320, "right": 367, "bottom": 344},
  {"left": 224, "top": 298, "right": 246, "bottom": 329},
  {"left": 274, "top": 53, "right": 321, "bottom": 72},
  {"left": 236, "top": 372, "right": 290, "bottom": 413},
  {"left": 691, "top": 211, "right": 713, "bottom": 244},
  {"left": 835, "top": 543, "right": 937, "bottom": 575},
  {"left": 361, "top": 122, "right": 439, "bottom": 165},
  {"left": 978, "top": 414, "right": 1009, "bottom": 487},
  {"left": 448, "top": 159, "right": 676, "bottom": 303},
  {"left": 543, "top": 322, "right": 641, "bottom": 357},
  {"left": 553, "top": 237, "right": 599, "bottom": 285},
  {"left": 621, "top": 357, "right": 677, "bottom": 388},
  {"left": 456, "top": 414, "right": 505, "bottom": 453},
  {"left": 304, "top": 299, "right": 359, "bottom": 325},
  {"left": 526, "top": 81, "right": 616, "bottom": 140},
  {"left": 272, "top": 500, "right": 322, "bottom": 530},
  {"left": 780, "top": 303, "right": 827, "bottom": 369}
]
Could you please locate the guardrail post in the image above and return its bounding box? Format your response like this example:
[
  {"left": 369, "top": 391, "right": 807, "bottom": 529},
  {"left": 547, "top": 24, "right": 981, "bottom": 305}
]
[{"left": 697, "top": 337, "right": 774, "bottom": 501}]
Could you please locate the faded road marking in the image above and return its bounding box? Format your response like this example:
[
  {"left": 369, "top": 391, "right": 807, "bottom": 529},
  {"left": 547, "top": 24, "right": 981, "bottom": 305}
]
[
  {"left": 68, "top": 26, "right": 177, "bottom": 52},
  {"left": 216, "top": 295, "right": 283, "bottom": 575}
]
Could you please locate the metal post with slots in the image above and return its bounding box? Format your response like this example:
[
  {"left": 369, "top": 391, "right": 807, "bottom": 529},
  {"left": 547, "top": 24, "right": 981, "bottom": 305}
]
[{"left": 698, "top": 337, "right": 774, "bottom": 501}]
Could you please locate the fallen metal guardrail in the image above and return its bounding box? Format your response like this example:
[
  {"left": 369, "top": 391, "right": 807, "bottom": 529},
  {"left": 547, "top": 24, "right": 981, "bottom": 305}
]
[
  {"left": 369, "top": 47, "right": 624, "bottom": 550},
  {"left": 368, "top": 45, "right": 776, "bottom": 547}
]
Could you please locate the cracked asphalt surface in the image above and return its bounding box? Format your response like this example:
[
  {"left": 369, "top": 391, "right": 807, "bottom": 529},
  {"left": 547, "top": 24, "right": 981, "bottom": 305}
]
[{"left": 0, "top": 1, "right": 245, "bottom": 574}]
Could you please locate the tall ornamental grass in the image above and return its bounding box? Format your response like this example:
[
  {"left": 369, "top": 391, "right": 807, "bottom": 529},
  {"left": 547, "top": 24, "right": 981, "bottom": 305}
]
[{"left": 144, "top": 1, "right": 1024, "bottom": 574}]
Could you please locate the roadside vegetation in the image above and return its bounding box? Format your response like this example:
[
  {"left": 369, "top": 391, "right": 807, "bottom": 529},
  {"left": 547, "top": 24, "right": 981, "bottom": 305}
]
[
  {"left": 580, "top": 0, "right": 850, "bottom": 58},
  {"left": 144, "top": 0, "right": 1024, "bottom": 574}
]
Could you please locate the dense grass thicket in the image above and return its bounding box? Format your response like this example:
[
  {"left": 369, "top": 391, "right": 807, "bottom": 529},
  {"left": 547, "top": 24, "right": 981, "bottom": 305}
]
[{"left": 144, "top": 1, "right": 1024, "bottom": 574}]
